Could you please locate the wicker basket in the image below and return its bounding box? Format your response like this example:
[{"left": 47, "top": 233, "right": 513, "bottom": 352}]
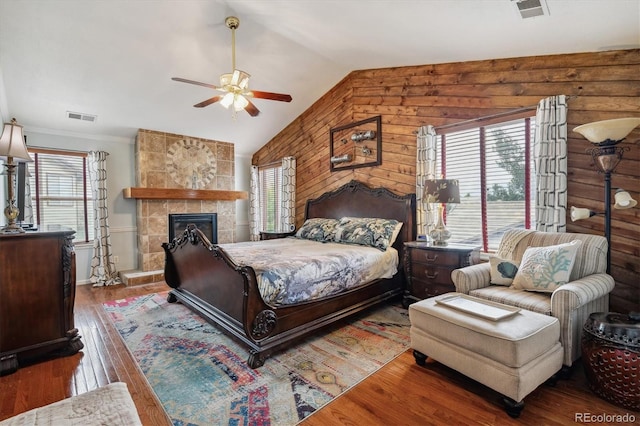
[{"left": 581, "top": 312, "right": 639, "bottom": 411}]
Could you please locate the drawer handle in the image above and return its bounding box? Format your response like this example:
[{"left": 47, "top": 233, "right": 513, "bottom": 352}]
[
  {"left": 424, "top": 254, "right": 439, "bottom": 262},
  {"left": 424, "top": 271, "right": 439, "bottom": 279}
]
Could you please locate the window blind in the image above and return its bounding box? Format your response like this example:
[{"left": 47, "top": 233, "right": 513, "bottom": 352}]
[
  {"left": 437, "top": 117, "right": 535, "bottom": 252},
  {"left": 258, "top": 164, "right": 283, "bottom": 232},
  {"left": 29, "top": 149, "right": 94, "bottom": 242}
]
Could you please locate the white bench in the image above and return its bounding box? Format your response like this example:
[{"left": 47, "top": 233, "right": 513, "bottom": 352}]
[{"left": 409, "top": 293, "right": 563, "bottom": 417}]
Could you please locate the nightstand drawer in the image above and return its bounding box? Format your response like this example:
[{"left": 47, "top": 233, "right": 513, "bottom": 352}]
[
  {"left": 410, "top": 249, "right": 460, "bottom": 266},
  {"left": 409, "top": 278, "right": 455, "bottom": 300},
  {"left": 410, "top": 264, "right": 453, "bottom": 286}
]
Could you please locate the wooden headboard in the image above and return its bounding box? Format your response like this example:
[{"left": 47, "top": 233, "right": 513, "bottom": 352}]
[{"left": 304, "top": 180, "right": 416, "bottom": 255}]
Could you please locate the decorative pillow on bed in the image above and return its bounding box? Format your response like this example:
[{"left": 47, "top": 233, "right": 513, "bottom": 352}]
[
  {"left": 295, "top": 218, "right": 340, "bottom": 242},
  {"left": 334, "top": 217, "right": 402, "bottom": 251},
  {"left": 510, "top": 240, "right": 582, "bottom": 293},
  {"left": 489, "top": 256, "right": 520, "bottom": 286}
]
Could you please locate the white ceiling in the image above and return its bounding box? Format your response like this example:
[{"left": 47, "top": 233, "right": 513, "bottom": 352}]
[{"left": 0, "top": 0, "right": 638, "bottom": 156}]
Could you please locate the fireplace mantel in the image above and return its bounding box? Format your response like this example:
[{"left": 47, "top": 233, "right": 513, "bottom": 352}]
[{"left": 123, "top": 187, "right": 248, "bottom": 201}]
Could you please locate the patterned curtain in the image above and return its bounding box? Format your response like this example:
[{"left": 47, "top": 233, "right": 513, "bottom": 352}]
[
  {"left": 21, "top": 163, "right": 34, "bottom": 224},
  {"left": 280, "top": 156, "right": 296, "bottom": 233},
  {"left": 534, "top": 95, "right": 568, "bottom": 232},
  {"left": 249, "top": 165, "right": 260, "bottom": 241},
  {"left": 416, "top": 125, "right": 438, "bottom": 238},
  {"left": 88, "top": 151, "right": 119, "bottom": 286}
]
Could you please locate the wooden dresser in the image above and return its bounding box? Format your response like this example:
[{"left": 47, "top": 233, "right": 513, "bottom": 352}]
[
  {"left": 403, "top": 241, "right": 480, "bottom": 307},
  {"left": 0, "top": 228, "right": 83, "bottom": 375}
]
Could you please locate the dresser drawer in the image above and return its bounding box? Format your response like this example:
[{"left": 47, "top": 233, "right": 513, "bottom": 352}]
[
  {"left": 410, "top": 263, "right": 454, "bottom": 286},
  {"left": 410, "top": 249, "right": 461, "bottom": 267}
]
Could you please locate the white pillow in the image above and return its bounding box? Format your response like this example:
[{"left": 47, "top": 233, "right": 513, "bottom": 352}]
[
  {"left": 511, "top": 240, "right": 582, "bottom": 293},
  {"left": 489, "top": 256, "right": 520, "bottom": 286}
]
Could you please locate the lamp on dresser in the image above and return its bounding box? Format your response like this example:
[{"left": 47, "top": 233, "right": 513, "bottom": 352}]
[
  {"left": 423, "top": 178, "right": 460, "bottom": 246},
  {"left": 571, "top": 117, "right": 640, "bottom": 274},
  {"left": 0, "top": 118, "right": 33, "bottom": 234}
]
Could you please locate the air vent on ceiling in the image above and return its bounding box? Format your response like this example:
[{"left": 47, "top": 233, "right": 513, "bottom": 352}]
[
  {"left": 67, "top": 111, "right": 97, "bottom": 122},
  {"left": 512, "top": 0, "right": 548, "bottom": 19}
]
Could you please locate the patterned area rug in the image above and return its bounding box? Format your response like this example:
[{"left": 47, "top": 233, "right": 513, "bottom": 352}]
[{"left": 103, "top": 292, "right": 410, "bottom": 426}]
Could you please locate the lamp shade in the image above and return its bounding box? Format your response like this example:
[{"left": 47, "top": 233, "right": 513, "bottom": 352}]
[
  {"left": 573, "top": 117, "right": 640, "bottom": 145},
  {"left": 613, "top": 189, "right": 637, "bottom": 210},
  {"left": 0, "top": 118, "right": 33, "bottom": 162},
  {"left": 423, "top": 179, "right": 460, "bottom": 204},
  {"left": 570, "top": 206, "right": 596, "bottom": 222}
]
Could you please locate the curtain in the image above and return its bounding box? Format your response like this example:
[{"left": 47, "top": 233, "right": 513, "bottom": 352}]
[
  {"left": 280, "top": 156, "right": 296, "bottom": 233},
  {"left": 21, "top": 163, "right": 34, "bottom": 224},
  {"left": 249, "top": 165, "right": 260, "bottom": 241},
  {"left": 416, "top": 125, "right": 438, "bottom": 238},
  {"left": 533, "top": 95, "right": 568, "bottom": 232},
  {"left": 87, "top": 151, "right": 119, "bottom": 286}
]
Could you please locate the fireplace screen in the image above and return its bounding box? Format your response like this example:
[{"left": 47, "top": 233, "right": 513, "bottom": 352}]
[{"left": 168, "top": 213, "right": 218, "bottom": 243}]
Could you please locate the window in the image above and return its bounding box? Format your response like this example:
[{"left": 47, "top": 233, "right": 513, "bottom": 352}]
[
  {"left": 28, "top": 149, "right": 94, "bottom": 242},
  {"left": 436, "top": 115, "right": 536, "bottom": 252},
  {"left": 258, "top": 164, "right": 283, "bottom": 232}
]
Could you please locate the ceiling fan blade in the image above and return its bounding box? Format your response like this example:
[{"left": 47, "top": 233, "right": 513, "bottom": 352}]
[
  {"left": 250, "top": 90, "right": 292, "bottom": 103},
  {"left": 172, "top": 77, "right": 220, "bottom": 90},
  {"left": 244, "top": 100, "right": 260, "bottom": 117},
  {"left": 194, "top": 95, "right": 223, "bottom": 108}
]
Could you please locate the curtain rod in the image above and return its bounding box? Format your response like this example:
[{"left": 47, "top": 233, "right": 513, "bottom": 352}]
[
  {"left": 433, "top": 105, "right": 537, "bottom": 132},
  {"left": 255, "top": 159, "right": 282, "bottom": 168},
  {"left": 431, "top": 95, "right": 576, "bottom": 132}
]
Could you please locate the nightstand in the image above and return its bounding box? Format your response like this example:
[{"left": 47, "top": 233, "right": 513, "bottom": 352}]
[
  {"left": 403, "top": 241, "right": 480, "bottom": 307},
  {"left": 259, "top": 231, "right": 296, "bottom": 240}
]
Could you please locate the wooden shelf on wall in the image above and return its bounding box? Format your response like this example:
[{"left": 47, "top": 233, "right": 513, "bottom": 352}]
[{"left": 122, "top": 187, "right": 248, "bottom": 201}]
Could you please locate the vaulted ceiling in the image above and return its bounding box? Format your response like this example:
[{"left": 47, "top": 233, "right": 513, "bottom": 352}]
[{"left": 0, "top": 0, "right": 638, "bottom": 156}]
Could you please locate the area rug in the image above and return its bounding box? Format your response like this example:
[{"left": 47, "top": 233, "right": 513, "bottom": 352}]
[{"left": 103, "top": 292, "right": 410, "bottom": 426}]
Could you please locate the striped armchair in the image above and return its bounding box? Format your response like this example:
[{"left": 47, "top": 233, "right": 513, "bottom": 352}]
[{"left": 451, "top": 230, "right": 615, "bottom": 371}]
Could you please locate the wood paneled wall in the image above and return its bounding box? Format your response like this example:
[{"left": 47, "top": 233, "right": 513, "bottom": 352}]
[{"left": 252, "top": 49, "right": 640, "bottom": 314}]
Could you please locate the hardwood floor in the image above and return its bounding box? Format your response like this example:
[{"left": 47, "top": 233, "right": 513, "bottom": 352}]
[{"left": 1, "top": 283, "right": 634, "bottom": 425}]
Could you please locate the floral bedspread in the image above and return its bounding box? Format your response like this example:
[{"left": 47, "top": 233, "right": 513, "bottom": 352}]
[{"left": 219, "top": 238, "right": 399, "bottom": 306}]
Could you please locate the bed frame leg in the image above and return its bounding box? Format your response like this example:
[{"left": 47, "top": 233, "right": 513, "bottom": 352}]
[
  {"left": 167, "top": 292, "right": 178, "bottom": 303},
  {"left": 248, "top": 351, "right": 266, "bottom": 369}
]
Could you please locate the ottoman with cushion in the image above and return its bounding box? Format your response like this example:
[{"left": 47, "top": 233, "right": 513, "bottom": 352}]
[{"left": 409, "top": 293, "right": 563, "bottom": 417}]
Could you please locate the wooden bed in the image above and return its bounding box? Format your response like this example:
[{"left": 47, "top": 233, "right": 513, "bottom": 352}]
[{"left": 162, "top": 180, "right": 416, "bottom": 368}]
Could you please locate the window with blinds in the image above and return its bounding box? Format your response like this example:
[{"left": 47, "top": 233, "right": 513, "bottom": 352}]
[
  {"left": 436, "top": 116, "right": 536, "bottom": 252},
  {"left": 258, "top": 164, "right": 283, "bottom": 232},
  {"left": 28, "top": 149, "right": 94, "bottom": 242}
]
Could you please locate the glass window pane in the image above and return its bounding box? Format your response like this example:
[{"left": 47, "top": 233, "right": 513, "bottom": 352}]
[
  {"left": 436, "top": 116, "right": 535, "bottom": 252},
  {"left": 29, "top": 151, "right": 93, "bottom": 242}
]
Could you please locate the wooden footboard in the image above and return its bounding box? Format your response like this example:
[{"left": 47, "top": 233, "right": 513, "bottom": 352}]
[{"left": 162, "top": 180, "right": 416, "bottom": 368}]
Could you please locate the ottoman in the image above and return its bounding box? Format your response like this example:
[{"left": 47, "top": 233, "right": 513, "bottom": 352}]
[{"left": 409, "top": 293, "right": 563, "bottom": 418}]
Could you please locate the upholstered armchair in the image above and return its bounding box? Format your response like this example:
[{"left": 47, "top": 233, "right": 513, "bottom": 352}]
[{"left": 451, "top": 229, "right": 615, "bottom": 373}]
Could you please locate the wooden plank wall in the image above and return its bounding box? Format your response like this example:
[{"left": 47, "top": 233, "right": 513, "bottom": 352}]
[{"left": 252, "top": 49, "right": 640, "bottom": 314}]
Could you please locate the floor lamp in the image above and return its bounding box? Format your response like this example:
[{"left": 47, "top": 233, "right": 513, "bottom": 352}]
[
  {"left": 571, "top": 117, "right": 640, "bottom": 274},
  {"left": 0, "top": 118, "right": 33, "bottom": 234}
]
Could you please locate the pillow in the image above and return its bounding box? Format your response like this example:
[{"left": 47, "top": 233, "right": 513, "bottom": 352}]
[
  {"left": 334, "top": 217, "right": 402, "bottom": 251},
  {"left": 295, "top": 218, "right": 340, "bottom": 242},
  {"left": 511, "top": 240, "right": 582, "bottom": 293},
  {"left": 489, "top": 256, "right": 520, "bottom": 286}
]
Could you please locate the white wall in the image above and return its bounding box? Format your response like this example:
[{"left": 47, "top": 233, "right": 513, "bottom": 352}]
[
  {"left": 24, "top": 130, "right": 138, "bottom": 283},
  {"left": 6, "top": 129, "right": 252, "bottom": 284}
]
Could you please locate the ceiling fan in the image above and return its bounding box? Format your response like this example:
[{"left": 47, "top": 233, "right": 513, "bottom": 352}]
[{"left": 172, "top": 16, "right": 292, "bottom": 117}]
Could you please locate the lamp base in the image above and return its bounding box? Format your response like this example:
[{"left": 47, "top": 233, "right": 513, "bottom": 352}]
[
  {"left": 428, "top": 204, "right": 452, "bottom": 246},
  {"left": 0, "top": 223, "right": 26, "bottom": 234}
]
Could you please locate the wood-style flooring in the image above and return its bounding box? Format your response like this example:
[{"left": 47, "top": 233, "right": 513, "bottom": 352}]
[{"left": 0, "top": 283, "right": 634, "bottom": 425}]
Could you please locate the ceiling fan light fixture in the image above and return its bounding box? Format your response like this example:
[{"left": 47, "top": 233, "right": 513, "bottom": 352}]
[
  {"left": 220, "top": 92, "right": 235, "bottom": 109},
  {"left": 233, "top": 94, "right": 249, "bottom": 111}
]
